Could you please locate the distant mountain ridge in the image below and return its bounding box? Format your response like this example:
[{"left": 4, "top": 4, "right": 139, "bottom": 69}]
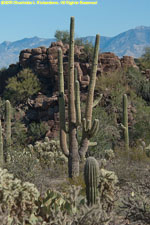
[{"left": 0, "top": 26, "right": 150, "bottom": 68}]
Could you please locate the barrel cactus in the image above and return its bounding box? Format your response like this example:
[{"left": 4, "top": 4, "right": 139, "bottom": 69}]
[{"left": 84, "top": 157, "right": 99, "bottom": 206}]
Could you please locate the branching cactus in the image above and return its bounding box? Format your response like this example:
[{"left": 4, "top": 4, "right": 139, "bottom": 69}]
[
  {"left": 5, "top": 100, "right": 11, "bottom": 162},
  {"left": 121, "top": 94, "right": 129, "bottom": 151},
  {"left": 84, "top": 157, "right": 99, "bottom": 206},
  {"left": 58, "top": 17, "right": 100, "bottom": 178},
  {"left": 0, "top": 120, "right": 3, "bottom": 168}
]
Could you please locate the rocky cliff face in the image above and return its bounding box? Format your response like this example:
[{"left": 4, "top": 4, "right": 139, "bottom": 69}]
[
  {"left": 18, "top": 41, "right": 138, "bottom": 138},
  {"left": 19, "top": 41, "right": 138, "bottom": 91}
]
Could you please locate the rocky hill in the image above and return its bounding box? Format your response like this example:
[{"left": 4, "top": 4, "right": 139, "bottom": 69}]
[
  {"left": 17, "top": 41, "right": 138, "bottom": 138},
  {"left": 0, "top": 26, "right": 150, "bottom": 68}
]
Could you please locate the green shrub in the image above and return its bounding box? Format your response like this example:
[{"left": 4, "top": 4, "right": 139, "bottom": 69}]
[
  {"left": 28, "top": 122, "right": 49, "bottom": 143},
  {"left": 4, "top": 68, "right": 41, "bottom": 105},
  {"left": 139, "top": 47, "right": 150, "bottom": 69},
  {"left": 54, "top": 30, "right": 70, "bottom": 44},
  {"left": 5, "top": 147, "right": 41, "bottom": 183},
  {"left": 91, "top": 106, "right": 120, "bottom": 155}
]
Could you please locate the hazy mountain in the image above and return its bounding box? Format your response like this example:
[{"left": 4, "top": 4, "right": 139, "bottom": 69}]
[
  {"left": 0, "top": 36, "right": 55, "bottom": 68},
  {"left": 102, "top": 26, "right": 150, "bottom": 57},
  {"left": 0, "top": 26, "right": 150, "bottom": 68}
]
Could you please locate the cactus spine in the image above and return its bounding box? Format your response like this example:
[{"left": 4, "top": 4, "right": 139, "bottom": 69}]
[
  {"left": 0, "top": 120, "right": 3, "bottom": 168},
  {"left": 58, "top": 17, "right": 100, "bottom": 178},
  {"left": 121, "top": 94, "right": 129, "bottom": 151},
  {"left": 5, "top": 100, "right": 11, "bottom": 161},
  {"left": 84, "top": 157, "right": 99, "bottom": 206}
]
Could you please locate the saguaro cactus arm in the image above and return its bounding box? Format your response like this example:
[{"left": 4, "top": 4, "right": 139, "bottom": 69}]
[
  {"left": 74, "top": 68, "right": 81, "bottom": 126},
  {"left": 85, "top": 34, "right": 100, "bottom": 127},
  {"left": 79, "top": 34, "right": 100, "bottom": 159},
  {"left": 58, "top": 48, "right": 69, "bottom": 157},
  {"left": 93, "top": 94, "right": 103, "bottom": 108}
]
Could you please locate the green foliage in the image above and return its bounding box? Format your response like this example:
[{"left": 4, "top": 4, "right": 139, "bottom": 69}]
[
  {"left": 92, "top": 106, "right": 120, "bottom": 154},
  {"left": 28, "top": 122, "right": 49, "bottom": 143},
  {"left": 11, "top": 120, "right": 28, "bottom": 148},
  {"left": 129, "top": 95, "right": 150, "bottom": 144},
  {"left": 54, "top": 30, "right": 70, "bottom": 44},
  {"left": 83, "top": 40, "right": 95, "bottom": 61},
  {"left": 139, "top": 47, "right": 150, "bottom": 69},
  {"left": 126, "top": 67, "right": 143, "bottom": 94},
  {"left": 5, "top": 147, "right": 41, "bottom": 183},
  {"left": 126, "top": 67, "right": 150, "bottom": 101},
  {"left": 4, "top": 68, "right": 41, "bottom": 105}
]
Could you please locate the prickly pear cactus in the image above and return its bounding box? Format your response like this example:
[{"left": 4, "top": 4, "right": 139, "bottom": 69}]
[{"left": 84, "top": 157, "right": 99, "bottom": 206}]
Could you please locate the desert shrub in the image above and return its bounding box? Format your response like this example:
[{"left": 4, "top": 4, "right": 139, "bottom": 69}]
[
  {"left": 91, "top": 106, "right": 120, "bottom": 156},
  {"left": 5, "top": 147, "right": 41, "bottom": 183},
  {"left": 11, "top": 120, "right": 28, "bottom": 148},
  {"left": 129, "top": 94, "right": 150, "bottom": 144},
  {"left": 126, "top": 67, "right": 150, "bottom": 102},
  {"left": 54, "top": 30, "right": 70, "bottom": 44},
  {"left": 83, "top": 40, "right": 95, "bottom": 61},
  {"left": 120, "top": 183, "right": 150, "bottom": 224},
  {"left": 4, "top": 68, "right": 41, "bottom": 105},
  {"left": 139, "top": 47, "right": 150, "bottom": 69},
  {"left": 125, "top": 67, "right": 143, "bottom": 94},
  {"left": 140, "top": 79, "right": 150, "bottom": 101},
  {"left": 28, "top": 122, "right": 49, "bottom": 143}
]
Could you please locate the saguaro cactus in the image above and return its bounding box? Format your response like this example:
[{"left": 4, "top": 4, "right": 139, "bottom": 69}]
[
  {"left": 5, "top": 100, "right": 11, "bottom": 161},
  {"left": 0, "top": 120, "right": 3, "bottom": 168},
  {"left": 58, "top": 17, "right": 100, "bottom": 178},
  {"left": 121, "top": 94, "right": 129, "bottom": 151},
  {"left": 84, "top": 157, "right": 99, "bottom": 206}
]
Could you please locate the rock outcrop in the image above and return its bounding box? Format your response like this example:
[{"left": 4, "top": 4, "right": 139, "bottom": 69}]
[
  {"left": 19, "top": 41, "right": 138, "bottom": 138},
  {"left": 19, "top": 41, "right": 138, "bottom": 91}
]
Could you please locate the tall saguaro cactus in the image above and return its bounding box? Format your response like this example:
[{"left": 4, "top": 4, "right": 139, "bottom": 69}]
[
  {"left": 58, "top": 17, "right": 100, "bottom": 178},
  {"left": 5, "top": 100, "right": 11, "bottom": 161},
  {"left": 0, "top": 120, "right": 3, "bottom": 168},
  {"left": 121, "top": 94, "right": 129, "bottom": 151},
  {"left": 84, "top": 157, "right": 99, "bottom": 206}
]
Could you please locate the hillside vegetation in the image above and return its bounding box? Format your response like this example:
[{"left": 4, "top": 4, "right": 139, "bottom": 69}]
[{"left": 1, "top": 19, "right": 150, "bottom": 225}]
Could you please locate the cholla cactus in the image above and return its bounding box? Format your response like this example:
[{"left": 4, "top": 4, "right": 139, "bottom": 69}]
[
  {"left": 98, "top": 168, "right": 118, "bottom": 212},
  {"left": 58, "top": 17, "right": 101, "bottom": 178},
  {"left": 104, "top": 149, "right": 115, "bottom": 161},
  {"left": 0, "top": 168, "right": 39, "bottom": 224},
  {"left": 28, "top": 137, "right": 67, "bottom": 167},
  {"left": 84, "top": 157, "right": 99, "bottom": 206}
]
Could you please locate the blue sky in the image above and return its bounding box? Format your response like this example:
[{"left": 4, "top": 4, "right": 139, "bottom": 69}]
[{"left": 0, "top": 0, "right": 150, "bottom": 43}]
